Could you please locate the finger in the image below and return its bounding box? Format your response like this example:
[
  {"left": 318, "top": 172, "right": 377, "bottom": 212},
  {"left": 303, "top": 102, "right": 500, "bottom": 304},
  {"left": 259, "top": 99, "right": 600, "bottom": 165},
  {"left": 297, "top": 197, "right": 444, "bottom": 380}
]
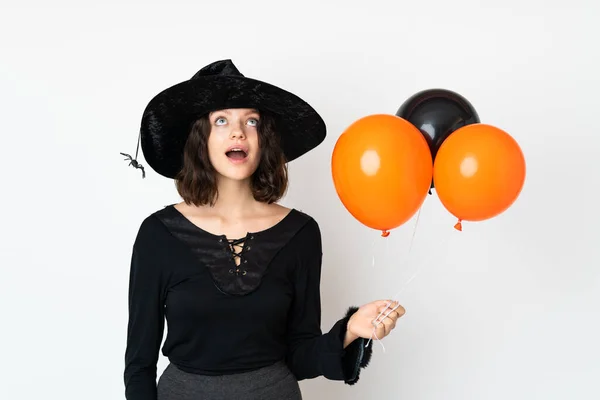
[
  {"left": 383, "top": 315, "right": 397, "bottom": 331},
  {"left": 375, "top": 314, "right": 396, "bottom": 329},
  {"left": 382, "top": 302, "right": 405, "bottom": 317},
  {"left": 373, "top": 301, "right": 404, "bottom": 331},
  {"left": 375, "top": 317, "right": 396, "bottom": 338},
  {"left": 371, "top": 325, "right": 384, "bottom": 341},
  {"left": 372, "top": 302, "right": 393, "bottom": 324},
  {"left": 378, "top": 307, "right": 396, "bottom": 322},
  {"left": 374, "top": 320, "right": 387, "bottom": 337},
  {"left": 377, "top": 301, "right": 405, "bottom": 318},
  {"left": 377, "top": 301, "right": 396, "bottom": 314},
  {"left": 374, "top": 310, "right": 397, "bottom": 326},
  {"left": 378, "top": 310, "right": 399, "bottom": 323},
  {"left": 375, "top": 299, "right": 397, "bottom": 309},
  {"left": 382, "top": 319, "right": 396, "bottom": 335},
  {"left": 374, "top": 306, "right": 406, "bottom": 328},
  {"left": 387, "top": 305, "right": 405, "bottom": 321},
  {"left": 374, "top": 306, "right": 396, "bottom": 325},
  {"left": 393, "top": 303, "right": 406, "bottom": 316}
]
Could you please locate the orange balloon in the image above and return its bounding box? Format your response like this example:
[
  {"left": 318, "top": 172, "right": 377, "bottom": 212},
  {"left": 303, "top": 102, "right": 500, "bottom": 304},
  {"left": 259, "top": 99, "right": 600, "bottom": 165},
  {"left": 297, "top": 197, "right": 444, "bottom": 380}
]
[
  {"left": 331, "top": 114, "right": 433, "bottom": 234},
  {"left": 433, "top": 123, "right": 526, "bottom": 229}
]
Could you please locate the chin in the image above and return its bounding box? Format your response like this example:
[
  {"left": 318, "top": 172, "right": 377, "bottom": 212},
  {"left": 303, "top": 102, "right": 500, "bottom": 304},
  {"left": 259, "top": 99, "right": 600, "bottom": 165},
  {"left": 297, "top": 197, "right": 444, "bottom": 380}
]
[
  {"left": 216, "top": 165, "right": 258, "bottom": 182},
  {"left": 224, "top": 173, "right": 254, "bottom": 182}
]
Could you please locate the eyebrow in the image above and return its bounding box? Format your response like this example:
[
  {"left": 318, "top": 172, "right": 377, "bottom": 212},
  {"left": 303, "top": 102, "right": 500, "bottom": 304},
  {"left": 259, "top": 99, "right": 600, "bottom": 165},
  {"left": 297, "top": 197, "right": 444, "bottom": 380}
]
[{"left": 210, "top": 109, "right": 259, "bottom": 116}]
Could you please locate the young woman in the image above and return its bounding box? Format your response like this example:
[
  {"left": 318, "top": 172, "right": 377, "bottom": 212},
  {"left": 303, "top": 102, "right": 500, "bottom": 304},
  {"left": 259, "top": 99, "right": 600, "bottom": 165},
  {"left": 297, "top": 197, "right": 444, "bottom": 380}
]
[{"left": 123, "top": 59, "right": 405, "bottom": 400}]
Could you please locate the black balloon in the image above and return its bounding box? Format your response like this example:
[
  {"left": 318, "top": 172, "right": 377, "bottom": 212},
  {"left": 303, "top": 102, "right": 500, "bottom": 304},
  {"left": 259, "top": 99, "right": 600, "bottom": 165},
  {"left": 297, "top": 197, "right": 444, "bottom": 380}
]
[{"left": 396, "top": 89, "right": 480, "bottom": 192}]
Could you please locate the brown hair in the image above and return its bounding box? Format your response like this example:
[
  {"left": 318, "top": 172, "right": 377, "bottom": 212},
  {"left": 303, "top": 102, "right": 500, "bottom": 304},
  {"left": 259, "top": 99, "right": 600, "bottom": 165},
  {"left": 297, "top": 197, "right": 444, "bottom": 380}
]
[{"left": 174, "top": 111, "right": 288, "bottom": 206}]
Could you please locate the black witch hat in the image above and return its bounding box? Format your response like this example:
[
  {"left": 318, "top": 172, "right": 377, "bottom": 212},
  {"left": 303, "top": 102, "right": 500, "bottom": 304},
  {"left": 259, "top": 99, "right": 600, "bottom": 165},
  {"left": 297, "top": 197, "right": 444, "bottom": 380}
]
[{"left": 121, "top": 59, "right": 326, "bottom": 179}]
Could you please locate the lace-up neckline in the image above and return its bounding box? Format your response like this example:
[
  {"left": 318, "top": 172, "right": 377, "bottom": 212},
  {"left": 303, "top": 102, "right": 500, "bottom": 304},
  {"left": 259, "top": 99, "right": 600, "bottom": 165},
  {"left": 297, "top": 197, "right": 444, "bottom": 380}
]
[
  {"left": 227, "top": 237, "right": 246, "bottom": 264},
  {"left": 159, "top": 204, "right": 307, "bottom": 296},
  {"left": 224, "top": 236, "right": 253, "bottom": 276}
]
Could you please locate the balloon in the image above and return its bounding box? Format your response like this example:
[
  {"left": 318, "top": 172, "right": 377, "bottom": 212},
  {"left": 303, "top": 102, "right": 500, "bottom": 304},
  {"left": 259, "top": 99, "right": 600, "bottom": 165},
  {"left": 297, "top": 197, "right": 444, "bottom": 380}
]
[
  {"left": 396, "top": 89, "right": 480, "bottom": 191},
  {"left": 331, "top": 114, "right": 433, "bottom": 236},
  {"left": 432, "top": 123, "right": 526, "bottom": 230}
]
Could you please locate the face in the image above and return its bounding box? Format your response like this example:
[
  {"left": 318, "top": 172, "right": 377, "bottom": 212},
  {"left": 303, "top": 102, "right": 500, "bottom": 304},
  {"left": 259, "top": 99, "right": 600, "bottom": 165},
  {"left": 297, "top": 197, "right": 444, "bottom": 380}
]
[{"left": 207, "top": 108, "right": 261, "bottom": 182}]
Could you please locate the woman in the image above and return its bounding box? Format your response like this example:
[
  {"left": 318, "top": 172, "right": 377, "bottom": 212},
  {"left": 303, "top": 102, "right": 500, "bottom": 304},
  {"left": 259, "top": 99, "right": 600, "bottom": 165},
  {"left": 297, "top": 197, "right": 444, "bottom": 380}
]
[{"left": 123, "top": 59, "right": 405, "bottom": 400}]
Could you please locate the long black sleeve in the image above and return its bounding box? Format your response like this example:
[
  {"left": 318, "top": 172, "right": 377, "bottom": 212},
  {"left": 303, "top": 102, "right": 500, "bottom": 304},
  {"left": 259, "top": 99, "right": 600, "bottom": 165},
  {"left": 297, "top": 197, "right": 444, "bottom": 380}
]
[
  {"left": 124, "top": 217, "right": 167, "bottom": 400},
  {"left": 284, "top": 219, "right": 372, "bottom": 384}
]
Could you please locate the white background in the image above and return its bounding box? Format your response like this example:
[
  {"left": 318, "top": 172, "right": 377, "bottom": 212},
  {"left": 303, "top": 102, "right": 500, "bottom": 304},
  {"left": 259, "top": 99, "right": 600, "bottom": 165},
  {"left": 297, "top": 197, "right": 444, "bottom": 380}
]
[{"left": 1, "top": 1, "right": 599, "bottom": 399}]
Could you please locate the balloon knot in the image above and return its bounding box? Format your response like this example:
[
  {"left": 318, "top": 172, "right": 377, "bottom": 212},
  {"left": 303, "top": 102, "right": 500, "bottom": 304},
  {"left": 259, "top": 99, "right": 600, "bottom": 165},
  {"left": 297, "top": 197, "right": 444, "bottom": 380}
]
[
  {"left": 381, "top": 230, "right": 390, "bottom": 237},
  {"left": 454, "top": 219, "right": 463, "bottom": 231}
]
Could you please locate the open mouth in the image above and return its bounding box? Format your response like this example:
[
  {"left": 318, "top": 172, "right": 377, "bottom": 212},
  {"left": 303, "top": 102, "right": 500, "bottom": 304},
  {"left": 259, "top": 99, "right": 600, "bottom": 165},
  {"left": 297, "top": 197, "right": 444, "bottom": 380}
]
[{"left": 226, "top": 148, "right": 248, "bottom": 161}]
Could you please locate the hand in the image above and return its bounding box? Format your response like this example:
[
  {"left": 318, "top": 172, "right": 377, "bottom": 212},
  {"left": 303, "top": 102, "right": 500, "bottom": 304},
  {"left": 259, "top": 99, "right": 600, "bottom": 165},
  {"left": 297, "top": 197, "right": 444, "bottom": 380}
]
[{"left": 345, "top": 300, "right": 405, "bottom": 346}]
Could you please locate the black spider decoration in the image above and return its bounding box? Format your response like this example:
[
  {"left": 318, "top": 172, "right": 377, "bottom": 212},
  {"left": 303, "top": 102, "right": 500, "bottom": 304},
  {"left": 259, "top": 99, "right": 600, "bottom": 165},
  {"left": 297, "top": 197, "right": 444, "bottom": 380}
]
[{"left": 120, "top": 152, "right": 146, "bottom": 178}]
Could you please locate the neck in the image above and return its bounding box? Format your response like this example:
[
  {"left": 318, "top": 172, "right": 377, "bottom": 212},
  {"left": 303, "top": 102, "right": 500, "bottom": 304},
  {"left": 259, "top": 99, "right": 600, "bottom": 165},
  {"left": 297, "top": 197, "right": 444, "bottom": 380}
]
[{"left": 210, "top": 177, "right": 258, "bottom": 217}]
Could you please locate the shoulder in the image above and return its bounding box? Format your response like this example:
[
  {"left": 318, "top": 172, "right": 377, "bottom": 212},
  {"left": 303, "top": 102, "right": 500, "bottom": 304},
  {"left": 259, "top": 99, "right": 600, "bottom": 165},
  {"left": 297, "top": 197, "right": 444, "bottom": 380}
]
[
  {"left": 285, "top": 210, "right": 323, "bottom": 270},
  {"left": 287, "top": 209, "right": 322, "bottom": 249},
  {"left": 258, "top": 202, "right": 319, "bottom": 235},
  {"left": 294, "top": 209, "right": 320, "bottom": 231},
  {"left": 133, "top": 206, "right": 173, "bottom": 246}
]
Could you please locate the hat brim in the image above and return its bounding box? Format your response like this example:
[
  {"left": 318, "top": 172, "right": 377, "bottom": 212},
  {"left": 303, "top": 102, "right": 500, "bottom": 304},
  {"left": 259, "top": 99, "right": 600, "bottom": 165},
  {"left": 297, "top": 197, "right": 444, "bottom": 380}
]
[{"left": 140, "top": 75, "right": 326, "bottom": 179}]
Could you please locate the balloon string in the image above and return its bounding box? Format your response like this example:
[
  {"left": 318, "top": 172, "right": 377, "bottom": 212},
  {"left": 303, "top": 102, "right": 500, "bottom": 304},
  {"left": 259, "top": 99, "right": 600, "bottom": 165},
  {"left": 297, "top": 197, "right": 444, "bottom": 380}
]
[
  {"left": 371, "top": 236, "right": 376, "bottom": 268},
  {"left": 371, "top": 230, "right": 390, "bottom": 268},
  {"left": 406, "top": 206, "right": 422, "bottom": 255},
  {"left": 367, "top": 206, "right": 423, "bottom": 351},
  {"left": 371, "top": 325, "right": 385, "bottom": 352}
]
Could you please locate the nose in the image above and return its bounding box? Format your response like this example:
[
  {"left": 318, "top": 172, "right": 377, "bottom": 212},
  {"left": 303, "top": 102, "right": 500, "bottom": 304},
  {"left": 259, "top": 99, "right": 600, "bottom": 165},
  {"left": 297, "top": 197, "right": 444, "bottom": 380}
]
[{"left": 229, "top": 121, "right": 246, "bottom": 140}]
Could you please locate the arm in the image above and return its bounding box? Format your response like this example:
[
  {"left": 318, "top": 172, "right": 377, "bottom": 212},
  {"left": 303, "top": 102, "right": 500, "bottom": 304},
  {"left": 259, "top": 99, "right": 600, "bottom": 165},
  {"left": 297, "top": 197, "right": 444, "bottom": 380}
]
[
  {"left": 284, "top": 219, "right": 373, "bottom": 385},
  {"left": 124, "top": 217, "right": 166, "bottom": 400}
]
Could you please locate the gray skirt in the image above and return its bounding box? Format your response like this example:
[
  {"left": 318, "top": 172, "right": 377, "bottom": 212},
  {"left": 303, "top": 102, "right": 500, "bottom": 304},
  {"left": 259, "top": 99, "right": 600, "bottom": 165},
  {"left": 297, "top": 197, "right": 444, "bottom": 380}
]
[{"left": 157, "top": 361, "right": 303, "bottom": 400}]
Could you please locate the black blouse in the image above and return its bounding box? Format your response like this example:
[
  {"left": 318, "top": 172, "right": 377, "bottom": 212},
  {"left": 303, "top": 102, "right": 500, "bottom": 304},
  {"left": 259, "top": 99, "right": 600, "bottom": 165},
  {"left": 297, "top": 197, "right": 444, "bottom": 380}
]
[{"left": 124, "top": 205, "right": 372, "bottom": 400}]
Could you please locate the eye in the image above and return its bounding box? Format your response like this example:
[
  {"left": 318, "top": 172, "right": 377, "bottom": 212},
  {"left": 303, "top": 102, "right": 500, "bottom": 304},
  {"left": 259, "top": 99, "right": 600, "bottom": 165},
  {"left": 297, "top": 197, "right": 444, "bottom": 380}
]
[
  {"left": 247, "top": 118, "right": 259, "bottom": 127},
  {"left": 215, "top": 117, "right": 227, "bottom": 126}
]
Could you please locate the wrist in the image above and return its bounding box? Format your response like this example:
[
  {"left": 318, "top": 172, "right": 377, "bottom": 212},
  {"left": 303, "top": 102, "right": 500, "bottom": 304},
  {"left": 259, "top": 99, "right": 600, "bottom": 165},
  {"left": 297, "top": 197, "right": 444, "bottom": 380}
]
[{"left": 343, "top": 321, "right": 359, "bottom": 348}]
